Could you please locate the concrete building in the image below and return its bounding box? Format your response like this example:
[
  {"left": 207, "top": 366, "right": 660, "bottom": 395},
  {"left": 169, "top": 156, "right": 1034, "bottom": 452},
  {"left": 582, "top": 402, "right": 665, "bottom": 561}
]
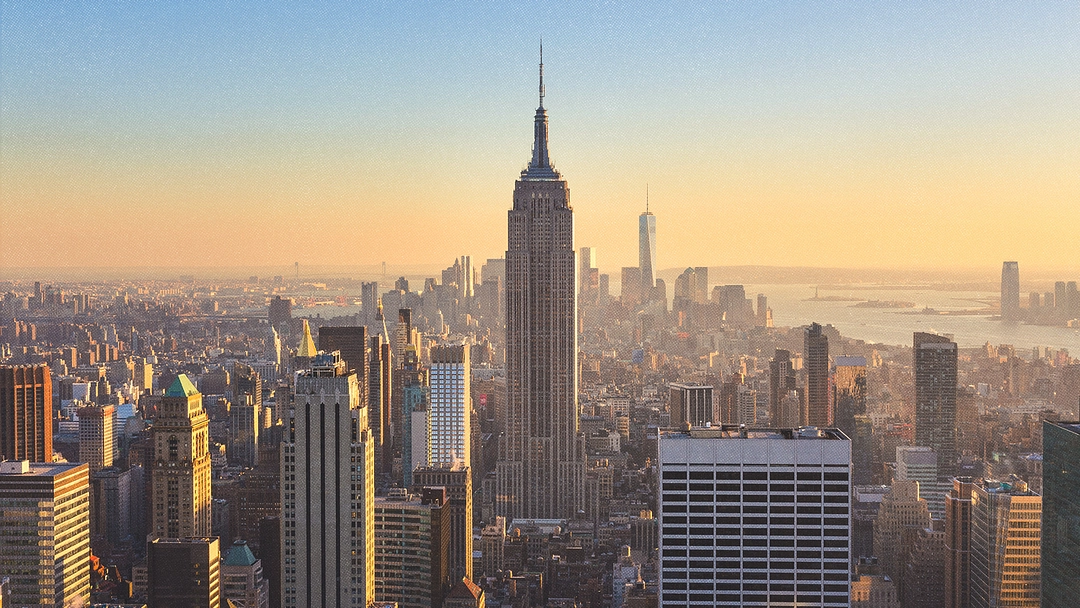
[
  {"left": 1041, "top": 421, "right": 1080, "bottom": 608},
  {"left": 151, "top": 374, "right": 212, "bottom": 538},
  {"left": 895, "top": 446, "right": 949, "bottom": 518},
  {"left": 658, "top": 425, "right": 851, "bottom": 607},
  {"left": 147, "top": 537, "right": 221, "bottom": 608},
  {"left": 668, "top": 383, "right": 714, "bottom": 427},
  {"left": 873, "top": 479, "right": 932, "bottom": 582},
  {"left": 229, "top": 363, "right": 263, "bottom": 468},
  {"left": 429, "top": 343, "right": 470, "bottom": 468},
  {"left": 0, "top": 460, "right": 90, "bottom": 607},
  {"left": 803, "top": 323, "right": 831, "bottom": 427},
  {"left": 496, "top": 50, "right": 584, "bottom": 521},
  {"left": 222, "top": 539, "right": 271, "bottom": 608},
  {"left": 413, "top": 463, "right": 474, "bottom": 581},
  {"left": 374, "top": 488, "right": 450, "bottom": 608},
  {"left": 282, "top": 352, "right": 375, "bottom": 608},
  {"left": 0, "top": 363, "right": 52, "bottom": 462},
  {"left": 914, "top": 332, "right": 958, "bottom": 479},
  {"left": 78, "top": 403, "right": 114, "bottom": 473},
  {"left": 970, "top": 477, "right": 1040, "bottom": 608}
]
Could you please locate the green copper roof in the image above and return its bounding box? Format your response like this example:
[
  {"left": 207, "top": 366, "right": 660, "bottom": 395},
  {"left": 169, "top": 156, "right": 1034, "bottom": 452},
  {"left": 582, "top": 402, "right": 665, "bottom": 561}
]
[
  {"left": 165, "top": 374, "right": 199, "bottom": 397},
  {"left": 223, "top": 541, "right": 257, "bottom": 567}
]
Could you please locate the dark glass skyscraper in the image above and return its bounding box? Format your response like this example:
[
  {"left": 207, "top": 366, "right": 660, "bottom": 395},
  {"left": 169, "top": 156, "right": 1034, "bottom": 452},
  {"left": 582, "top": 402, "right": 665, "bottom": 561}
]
[
  {"left": 495, "top": 48, "right": 584, "bottom": 520},
  {"left": 803, "top": 323, "right": 831, "bottom": 427},
  {"left": 914, "top": 332, "right": 958, "bottom": 478},
  {"left": 1042, "top": 421, "right": 1080, "bottom": 608}
]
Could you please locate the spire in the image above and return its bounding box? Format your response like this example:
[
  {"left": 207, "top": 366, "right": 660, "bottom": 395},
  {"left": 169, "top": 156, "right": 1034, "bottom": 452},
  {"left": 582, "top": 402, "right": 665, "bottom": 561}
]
[
  {"left": 539, "top": 39, "right": 545, "bottom": 109},
  {"left": 646, "top": 184, "right": 649, "bottom": 213},
  {"left": 523, "top": 41, "right": 560, "bottom": 180},
  {"left": 297, "top": 319, "right": 317, "bottom": 358}
]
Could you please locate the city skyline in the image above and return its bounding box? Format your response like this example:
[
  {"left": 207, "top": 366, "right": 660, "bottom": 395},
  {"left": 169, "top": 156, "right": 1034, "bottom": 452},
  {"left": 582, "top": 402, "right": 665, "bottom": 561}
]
[{"left": 3, "top": 2, "right": 1078, "bottom": 272}]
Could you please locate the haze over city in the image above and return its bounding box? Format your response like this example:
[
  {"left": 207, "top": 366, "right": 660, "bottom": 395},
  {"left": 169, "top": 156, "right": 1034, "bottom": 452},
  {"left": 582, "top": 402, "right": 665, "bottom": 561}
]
[{"left": 2, "top": 1, "right": 1078, "bottom": 273}]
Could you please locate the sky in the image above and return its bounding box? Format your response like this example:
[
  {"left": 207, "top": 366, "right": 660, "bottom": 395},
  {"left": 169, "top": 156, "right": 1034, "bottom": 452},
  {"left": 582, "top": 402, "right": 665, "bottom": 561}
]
[{"left": 2, "top": 1, "right": 1078, "bottom": 275}]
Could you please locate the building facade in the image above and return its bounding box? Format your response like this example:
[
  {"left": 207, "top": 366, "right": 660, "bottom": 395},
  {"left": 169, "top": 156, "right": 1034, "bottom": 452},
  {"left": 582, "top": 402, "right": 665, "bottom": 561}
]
[
  {"left": 669, "top": 383, "right": 714, "bottom": 428},
  {"left": 496, "top": 50, "right": 584, "bottom": 520},
  {"left": 429, "top": 344, "right": 470, "bottom": 467},
  {"left": 374, "top": 488, "right": 450, "bottom": 608},
  {"left": 803, "top": 323, "right": 831, "bottom": 427},
  {"left": 914, "top": 332, "right": 958, "bottom": 479},
  {"left": 0, "top": 461, "right": 90, "bottom": 607},
  {"left": 970, "top": 478, "right": 1041, "bottom": 608},
  {"left": 147, "top": 537, "right": 221, "bottom": 608},
  {"left": 413, "top": 463, "right": 474, "bottom": 581},
  {"left": 1040, "top": 421, "right": 1079, "bottom": 608},
  {"left": 151, "top": 374, "right": 212, "bottom": 538},
  {"left": 282, "top": 352, "right": 374, "bottom": 608},
  {"left": 77, "top": 403, "right": 114, "bottom": 473},
  {"left": 0, "top": 363, "right": 53, "bottom": 462},
  {"left": 658, "top": 426, "right": 851, "bottom": 607}
]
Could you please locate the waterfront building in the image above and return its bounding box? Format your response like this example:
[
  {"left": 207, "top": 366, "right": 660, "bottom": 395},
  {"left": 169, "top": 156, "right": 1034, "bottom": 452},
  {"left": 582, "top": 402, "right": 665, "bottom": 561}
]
[{"left": 1001, "top": 261, "right": 1020, "bottom": 322}]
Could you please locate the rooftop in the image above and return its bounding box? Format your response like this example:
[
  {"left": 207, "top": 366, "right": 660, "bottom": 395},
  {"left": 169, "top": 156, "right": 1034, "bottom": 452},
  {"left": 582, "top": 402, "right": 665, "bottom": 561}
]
[
  {"left": 664, "top": 425, "right": 849, "bottom": 441},
  {"left": 165, "top": 374, "right": 199, "bottom": 397}
]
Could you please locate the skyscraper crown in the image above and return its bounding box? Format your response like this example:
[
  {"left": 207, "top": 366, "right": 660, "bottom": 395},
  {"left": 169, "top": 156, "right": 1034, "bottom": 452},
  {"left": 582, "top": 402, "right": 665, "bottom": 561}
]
[{"left": 522, "top": 42, "right": 561, "bottom": 181}]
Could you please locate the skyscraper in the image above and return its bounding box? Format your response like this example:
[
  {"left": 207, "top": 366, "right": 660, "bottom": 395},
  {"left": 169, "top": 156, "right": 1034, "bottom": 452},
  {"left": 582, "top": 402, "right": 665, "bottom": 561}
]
[
  {"left": 282, "top": 352, "right": 374, "bottom": 608},
  {"left": 639, "top": 203, "right": 656, "bottom": 292},
  {"left": 945, "top": 476, "right": 974, "bottom": 608},
  {"left": 1041, "top": 421, "right": 1080, "bottom": 608},
  {"left": 77, "top": 403, "right": 114, "bottom": 473},
  {"left": 412, "top": 464, "right": 474, "bottom": 582},
  {"left": 769, "top": 349, "right": 798, "bottom": 427},
  {"left": 496, "top": 47, "right": 584, "bottom": 520},
  {"left": 832, "top": 356, "right": 866, "bottom": 438},
  {"left": 0, "top": 363, "right": 53, "bottom": 462},
  {"left": 803, "top": 323, "right": 831, "bottom": 427},
  {"left": 429, "top": 343, "right": 470, "bottom": 467},
  {"left": 148, "top": 537, "right": 222, "bottom": 608},
  {"left": 151, "top": 374, "right": 212, "bottom": 539},
  {"left": 970, "top": 477, "right": 1041, "bottom": 608},
  {"left": 0, "top": 461, "right": 90, "bottom": 607},
  {"left": 914, "top": 332, "right": 958, "bottom": 478},
  {"left": 658, "top": 426, "right": 852, "bottom": 607},
  {"left": 1000, "top": 261, "right": 1020, "bottom": 322},
  {"left": 373, "top": 488, "right": 450, "bottom": 608}
]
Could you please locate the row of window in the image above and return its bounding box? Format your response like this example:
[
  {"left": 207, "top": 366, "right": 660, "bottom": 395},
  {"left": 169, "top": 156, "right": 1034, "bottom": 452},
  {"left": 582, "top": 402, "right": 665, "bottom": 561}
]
[{"left": 663, "top": 470, "right": 850, "bottom": 481}]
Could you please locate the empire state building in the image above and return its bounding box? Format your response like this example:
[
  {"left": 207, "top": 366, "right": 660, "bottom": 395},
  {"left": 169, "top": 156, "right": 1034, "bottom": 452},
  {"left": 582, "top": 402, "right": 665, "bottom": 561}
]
[{"left": 495, "top": 48, "right": 584, "bottom": 520}]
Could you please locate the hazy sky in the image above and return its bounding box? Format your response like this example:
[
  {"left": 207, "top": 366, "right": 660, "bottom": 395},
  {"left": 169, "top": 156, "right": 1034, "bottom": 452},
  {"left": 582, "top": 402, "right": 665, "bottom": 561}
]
[{"left": 2, "top": 1, "right": 1078, "bottom": 274}]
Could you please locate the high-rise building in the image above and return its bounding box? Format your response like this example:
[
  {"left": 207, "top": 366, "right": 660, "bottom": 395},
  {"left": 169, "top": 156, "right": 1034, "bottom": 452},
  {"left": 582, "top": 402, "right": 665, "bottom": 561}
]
[
  {"left": 90, "top": 466, "right": 132, "bottom": 551},
  {"left": 151, "top": 374, "right": 212, "bottom": 538},
  {"left": 1000, "top": 261, "right": 1020, "bottom": 321},
  {"left": 945, "top": 476, "right": 974, "bottom": 608},
  {"left": 0, "top": 363, "right": 53, "bottom": 462},
  {"left": 803, "top": 323, "right": 831, "bottom": 427},
  {"left": 147, "top": 537, "right": 221, "bottom": 608},
  {"left": 369, "top": 333, "right": 392, "bottom": 474},
  {"left": 78, "top": 403, "right": 114, "bottom": 473},
  {"left": 970, "top": 477, "right": 1041, "bottom": 608},
  {"left": 658, "top": 426, "right": 852, "bottom": 607},
  {"left": 1041, "top": 421, "right": 1080, "bottom": 608},
  {"left": 400, "top": 345, "right": 428, "bottom": 487},
  {"left": 914, "top": 332, "right": 958, "bottom": 478},
  {"left": 268, "top": 296, "right": 293, "bottom": 332},
  {"left": 668, "top": 383, "right": 714, "bottom": 428},
  {"left": 769, "top": 350, "right": 798, "bottom": 427},
  {"left": 622, "top": 266, "right": 644, "bottom": 307},
  {"left": 0, "top": 460, "right": 90, "bottom": 607},
  {"left": 412, "top": 464, "right": 474, "bottom": 582},
  {"left": 317, "top": 326, "right": 368, "bottom": 381},
  {"left": 496, "top": 49, "right": 584, "bottom": 521},
  {"left": 222, "top": 539, "right": 271, "bottom": 608},
  {"left": 833, "top": 356, "right": 867, "bottom": 438},
  {"left": 429, "top": 343, "right": 470, "bottom": 467},
  {"left": 895, "top": 445, "right": 949, "bottom": 518},
  {"left": 639, "top": 207, "right": 656, "bottom": 291},
  {"left": 579, "top": 246, "right": 598, "bottom": 307},
  {"left": 282, "top": 352, "right": 374, "bottom": 608},
  {"left": 873, "top": 479, "right": 931, "bottom": 581},
  {"left": 373, "top": 488, "right": 450, "bottom": 608}
]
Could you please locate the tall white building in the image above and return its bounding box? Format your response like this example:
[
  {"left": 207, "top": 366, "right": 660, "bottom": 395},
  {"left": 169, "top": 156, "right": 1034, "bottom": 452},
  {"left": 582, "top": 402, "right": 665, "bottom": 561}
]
[
  {"left": 429, "top": 343, "right": 470, "bottom": 467},
  {"left": 282, "top": 352, "right": 374, "bottom": 608},
  {"left": 658, "top": 425, "right": 852, "bottom": 607},
  {"left": 639, "top": 207, "right": 656, "bottom": 291}
]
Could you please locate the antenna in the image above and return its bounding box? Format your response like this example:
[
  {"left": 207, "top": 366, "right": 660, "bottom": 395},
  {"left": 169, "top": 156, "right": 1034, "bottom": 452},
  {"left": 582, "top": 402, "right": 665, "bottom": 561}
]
[
  {"left": 646, "top": 183, "right": 649, "bottom": 213},
  {"left": 539, "top": 38, "right": 545, "bottom": 107}
]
